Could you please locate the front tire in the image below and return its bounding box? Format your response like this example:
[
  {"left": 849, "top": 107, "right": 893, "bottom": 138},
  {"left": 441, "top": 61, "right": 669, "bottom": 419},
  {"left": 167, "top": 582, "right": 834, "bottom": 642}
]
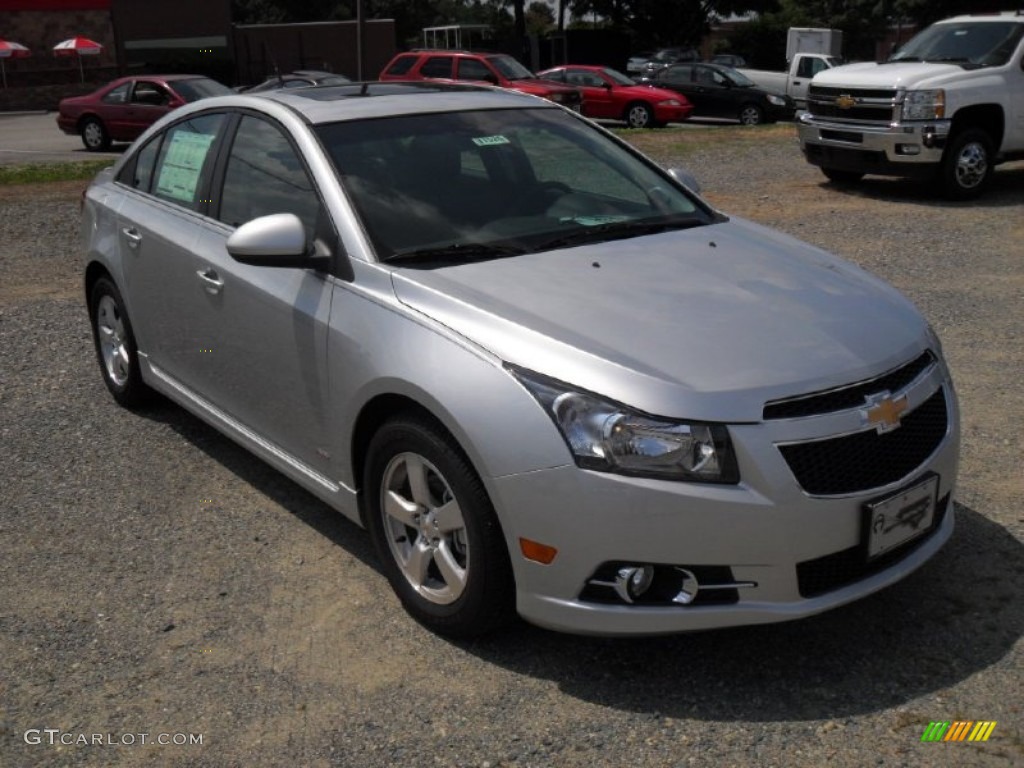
[
  {"left": 739, "top": 104, "right": 763, "bottom": 126},
  {"left": 940, "top": 128, "right": 993, "bottom": 200},
  {"left": 88, "top": 276, "right": 152, "bottom": 408},
  {"left": 364, "top": 415, "right": 515, "bottom": 637},
  {"left": 80, "top": 117, "right": 110, "bottom": 152},
  {"left": 625, "top": 102, "right": 654, "bottom": 129}
]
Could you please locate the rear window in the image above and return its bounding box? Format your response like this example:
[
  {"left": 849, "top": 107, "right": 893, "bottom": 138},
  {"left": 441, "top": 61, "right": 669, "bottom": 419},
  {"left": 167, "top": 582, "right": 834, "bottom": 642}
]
[{"left": 383, "top": 55, "right": 417, "bottom": 77}]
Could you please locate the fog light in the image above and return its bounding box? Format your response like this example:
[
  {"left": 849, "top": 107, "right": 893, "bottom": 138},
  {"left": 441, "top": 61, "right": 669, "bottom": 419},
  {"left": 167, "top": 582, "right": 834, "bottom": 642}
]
[
  {"left": 672, "top": 568, "right": 700, "bottom": 604},
  {"left": 897, "top": 144, "right": 921, "bottom": 156},
  {"left": 614, "top": 565, "right": 655, "bottom": 603}
]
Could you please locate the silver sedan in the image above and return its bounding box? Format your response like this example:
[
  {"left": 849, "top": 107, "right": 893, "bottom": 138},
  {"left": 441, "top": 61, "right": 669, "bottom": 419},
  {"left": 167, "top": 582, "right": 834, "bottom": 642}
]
[{"left": 82, "top": 82, "right": 959, "bottom": 637}]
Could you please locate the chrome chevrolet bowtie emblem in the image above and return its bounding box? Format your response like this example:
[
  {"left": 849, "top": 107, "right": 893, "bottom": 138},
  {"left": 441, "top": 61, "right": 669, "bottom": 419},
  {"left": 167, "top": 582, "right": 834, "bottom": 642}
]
[
  {"left": 836, "top": 94, "right": 856, "bottom": 109},
  {"left": 862, "top": 392, "right": 909, "bottom": 434}
]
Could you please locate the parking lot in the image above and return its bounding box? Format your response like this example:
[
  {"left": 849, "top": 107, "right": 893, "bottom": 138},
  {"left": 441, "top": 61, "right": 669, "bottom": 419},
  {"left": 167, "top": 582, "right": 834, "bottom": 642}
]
[{"left": 1, "top": 123, "right": 1022, "bottom": 767}]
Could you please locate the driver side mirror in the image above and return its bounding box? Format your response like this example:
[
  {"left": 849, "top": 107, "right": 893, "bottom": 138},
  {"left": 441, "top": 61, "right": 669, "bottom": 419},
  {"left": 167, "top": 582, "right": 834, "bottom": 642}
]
[
  {"left": 667, "top": 168, "right": 701, "bottom": 194},
  {"left": 226, "top": 213, "right": 330, "bottom": 270}
]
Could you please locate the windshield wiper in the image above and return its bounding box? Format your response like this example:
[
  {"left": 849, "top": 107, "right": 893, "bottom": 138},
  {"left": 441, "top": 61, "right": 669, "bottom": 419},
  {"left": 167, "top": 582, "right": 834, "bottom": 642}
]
[
  {"left": 888, "top": 55, "right": 921, "bottom": 62},
  {"left": 384, "top": 241, "right": 526, "bottom": 267},
  {"left": 532, "top": 217, "right": 703, "bottom": 252}
]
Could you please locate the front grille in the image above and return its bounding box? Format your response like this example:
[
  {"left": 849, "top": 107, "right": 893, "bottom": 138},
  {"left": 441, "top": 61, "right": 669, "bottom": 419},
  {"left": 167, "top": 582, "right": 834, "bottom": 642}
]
[
  {"left": 807, "top": 86, "right": 897, "bottom": 124},
  {"left": 778, "top": 388, "right": 948, "bottom": 496},
  {"left": 797, "top": 493, "right": 950, "bottom": 597},
  {"left": 764, "top": 351, "right": 935, "bottom": 420}
]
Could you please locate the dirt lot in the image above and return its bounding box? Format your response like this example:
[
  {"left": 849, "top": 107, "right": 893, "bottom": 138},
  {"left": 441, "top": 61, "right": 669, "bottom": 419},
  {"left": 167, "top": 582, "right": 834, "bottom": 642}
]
[{"left": 1, "top": 125, "right": 1022, "bottom": 767}]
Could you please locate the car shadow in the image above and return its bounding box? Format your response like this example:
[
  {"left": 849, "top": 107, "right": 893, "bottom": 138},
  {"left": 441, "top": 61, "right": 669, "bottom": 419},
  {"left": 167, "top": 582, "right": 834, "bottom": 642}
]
[
  {"left": 820, "top": 161, "right": 1024, "bottom": 209},
  {"left": 135, "top": 397, "right": 381, "bottom": 573},
  {"left": 452, "top": 501, "right": 1022, "bottom": 722},
  {"left": 134, "top": 401, "right": 1022, "bottom": 723}
]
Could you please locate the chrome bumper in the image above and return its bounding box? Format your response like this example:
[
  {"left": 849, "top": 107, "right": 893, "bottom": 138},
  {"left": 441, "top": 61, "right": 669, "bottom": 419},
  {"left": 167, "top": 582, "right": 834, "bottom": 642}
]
[{"left": 797, "top": 113, "right": 952, "bottom": 165}]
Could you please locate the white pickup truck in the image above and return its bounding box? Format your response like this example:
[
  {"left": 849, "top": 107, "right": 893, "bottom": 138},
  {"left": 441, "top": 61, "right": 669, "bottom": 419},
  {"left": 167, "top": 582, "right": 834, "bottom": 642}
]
[
  {"left": 738, "top": 53, "right": 840, "bottom": 107},
  {"left": 797, "top": 11, "right": 1024, "bottom": 199}
]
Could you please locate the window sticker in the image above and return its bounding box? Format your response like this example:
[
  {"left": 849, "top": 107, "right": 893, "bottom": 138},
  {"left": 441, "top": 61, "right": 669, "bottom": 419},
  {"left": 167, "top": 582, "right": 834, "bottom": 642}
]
[
  {"left": 155, "top": 130, "right": 216, "bottom": 203},
  {"left": 472, "top": 135, "right": 510, "bottom": 147}
]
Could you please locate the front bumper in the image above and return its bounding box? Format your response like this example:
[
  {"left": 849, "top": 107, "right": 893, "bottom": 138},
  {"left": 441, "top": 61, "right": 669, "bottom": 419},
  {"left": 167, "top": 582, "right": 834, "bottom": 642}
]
[
  {"left": 798, "top": 114, "right": 951, "bottom": 176},
  {"left": 491, "top": 367, "right": 959, "bottom": 636},
  {"left": 654, "top": 103, "right": 693, "bottom": 123}
]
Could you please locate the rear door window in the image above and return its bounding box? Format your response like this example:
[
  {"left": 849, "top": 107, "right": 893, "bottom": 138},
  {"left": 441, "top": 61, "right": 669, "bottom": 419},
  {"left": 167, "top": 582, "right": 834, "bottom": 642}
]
[
  {"left": 420, "top": 56, "right": 455, "bottom": 78},
  {"left": 151, "top": 113, "right": 226, "bottom": 211}
]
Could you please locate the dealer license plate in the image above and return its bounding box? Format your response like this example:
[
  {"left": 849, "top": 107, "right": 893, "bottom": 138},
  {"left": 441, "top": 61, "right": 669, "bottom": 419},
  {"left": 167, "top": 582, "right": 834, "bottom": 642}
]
[{"left": 864, "top": 474, "right": 938, "bottom": 561}]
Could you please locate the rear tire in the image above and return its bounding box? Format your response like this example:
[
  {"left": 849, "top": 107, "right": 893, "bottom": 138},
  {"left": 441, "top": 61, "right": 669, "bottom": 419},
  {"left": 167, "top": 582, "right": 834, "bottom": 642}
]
[
  {"left": 940, "top": 128, "right": 993, "bottom": 200},
  {"left": 821, "top": 168, "right": 864, "bottom": 184},
  {"left": 88, "top": 276, "right": 152, "bottom": 408},
  {"left": 364, "top": 414, "right": 516, "bottom": 637},
  {"left": 80, "top": 117, "right": 110, "bottom": 152}
]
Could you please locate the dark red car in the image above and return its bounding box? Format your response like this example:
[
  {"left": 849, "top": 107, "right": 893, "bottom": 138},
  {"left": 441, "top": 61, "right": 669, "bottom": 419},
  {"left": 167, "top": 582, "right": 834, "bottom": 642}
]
[
  {"left": 57, "top": 75, "right": 232, "bottom": 151},
  {"left": 379, "top": 50, "right": 582, "bottom": 110},
  {"left": 537, "top": 65, "right": 693, "bottom": 129}
]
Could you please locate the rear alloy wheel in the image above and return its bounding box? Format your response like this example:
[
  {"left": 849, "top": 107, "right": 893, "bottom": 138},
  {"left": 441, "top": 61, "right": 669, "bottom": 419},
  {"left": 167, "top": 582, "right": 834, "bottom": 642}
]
[
  {"left": 739, "top": 104, "right": 764, "bottom": 126},
  {"left": 80, "top": 117, "right": 111, "bottom": 152},
  {"left": 821, "top": 168, "right": 864, "bottom": 184},
  {"left": 625, "top": 102, "right": 654, "bottom": 129},
  {"left": 940, "top": 128, "right": 993, "bottom": 200},
  {"left": 89, "top": 276, "right": 152, "bottom": 407},
  {"left": 364, "top": 415, "right": 515, "bottom": 637}
]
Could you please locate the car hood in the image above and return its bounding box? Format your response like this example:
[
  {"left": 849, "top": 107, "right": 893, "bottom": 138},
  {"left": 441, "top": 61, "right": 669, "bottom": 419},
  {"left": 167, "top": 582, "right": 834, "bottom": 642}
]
[
  {"left": 390, "top": 218, "right": 929, "bottom": 421},
  {"left": 812, "top": 61, "right": 969, "bottom": 89}
]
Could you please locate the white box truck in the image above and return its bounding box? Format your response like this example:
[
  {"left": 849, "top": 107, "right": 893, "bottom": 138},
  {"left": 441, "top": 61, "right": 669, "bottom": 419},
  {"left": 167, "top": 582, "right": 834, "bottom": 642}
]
[{"left": 786, "top": 28, "right": 843, "bottom": 61}]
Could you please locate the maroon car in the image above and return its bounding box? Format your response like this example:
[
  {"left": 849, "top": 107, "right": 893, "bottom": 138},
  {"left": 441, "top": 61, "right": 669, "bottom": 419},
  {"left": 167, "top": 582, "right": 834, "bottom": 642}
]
[
  {"left": 537, "top": 65, "right": 693, "bottom": 129},
  {"left": 57, "top": 75, "right": 232, "bottom": 151}
]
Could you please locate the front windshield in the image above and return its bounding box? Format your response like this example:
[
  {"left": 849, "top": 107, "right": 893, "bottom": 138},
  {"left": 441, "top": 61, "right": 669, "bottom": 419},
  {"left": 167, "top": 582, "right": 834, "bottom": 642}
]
[
  {"left": 719, "top": 67, "right": 755, "bottom": 87},
  {"left": 490, "top": 55, "right": 535, "bottom": 80},
  {"left": 316, "top": 107, "right": 710, "bottom": 265},
  {"left": 602, "top": 68, "right": 636, "bottom": 86},
  {"left": 889, "top": 21, "right": 1024, "bottom": 67},
  {"left": 174, "top": 78, "right": 233, "bottom": 102}
]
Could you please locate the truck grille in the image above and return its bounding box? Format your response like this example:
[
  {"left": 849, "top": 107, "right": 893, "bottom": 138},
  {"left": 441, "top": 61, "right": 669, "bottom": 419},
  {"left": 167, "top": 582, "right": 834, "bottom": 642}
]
[
  {"left": 807, "top": 85, "right": 898, "bottom": 123},
  {"left": 764, "top": 351, "right": 935, "bottom": 420},
  {"left": 778, "top": 387, "right": 948, "bottom": 496}
]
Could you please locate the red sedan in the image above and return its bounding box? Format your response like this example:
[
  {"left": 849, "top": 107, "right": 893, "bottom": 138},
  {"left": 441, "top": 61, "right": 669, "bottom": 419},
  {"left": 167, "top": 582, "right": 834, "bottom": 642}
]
[
  {"left": 537, "top": 65, "right": 693, "bottom": 128},
  {"left": 57, "top": 75, "right": 232, "bottom": 151}
]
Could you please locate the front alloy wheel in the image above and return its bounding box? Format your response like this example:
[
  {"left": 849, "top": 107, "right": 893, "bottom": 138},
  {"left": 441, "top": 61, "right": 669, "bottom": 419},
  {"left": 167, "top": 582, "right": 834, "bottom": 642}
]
[
  {"left": 365, "top": 415, "right": 515, "bottom": 637},
  {"left": 739, "top": 104, "right": 763, "bottom": 126},
  {"left": 626, "top": 102, "right": 654, "bottom": 129}
]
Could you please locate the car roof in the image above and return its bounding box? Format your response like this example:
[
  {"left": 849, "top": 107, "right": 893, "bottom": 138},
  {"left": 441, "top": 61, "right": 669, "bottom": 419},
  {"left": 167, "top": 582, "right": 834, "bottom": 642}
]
[{"left": 191, "top": 81, "right": 557, "bottom": 125}]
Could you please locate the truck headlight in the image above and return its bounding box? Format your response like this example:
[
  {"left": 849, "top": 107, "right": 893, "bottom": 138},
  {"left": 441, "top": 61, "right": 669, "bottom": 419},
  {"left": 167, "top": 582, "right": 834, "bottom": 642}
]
[
  {"left": 510, "top": 366, "right": 739, "bottom": 483},
  {"left": 902, "top": 89, "right": 945, "bottom": 121},
  {"left": 766, "top": 94, "right": 787, "bottom": 106}
]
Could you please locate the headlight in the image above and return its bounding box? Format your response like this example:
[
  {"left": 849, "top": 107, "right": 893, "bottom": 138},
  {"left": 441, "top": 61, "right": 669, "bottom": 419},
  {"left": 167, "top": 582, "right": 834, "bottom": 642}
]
[
  {"left": 766, "top": 94, "right": 786, "bottom": 106},
  {"left": 902, "top": 89, "right": 945, "bottom": 120},
  {"left": 510, "top": 367, "right": 739, "bottom": 483},
  {"left": 659, "top": 99, "right": 681, "bottom": 107}
]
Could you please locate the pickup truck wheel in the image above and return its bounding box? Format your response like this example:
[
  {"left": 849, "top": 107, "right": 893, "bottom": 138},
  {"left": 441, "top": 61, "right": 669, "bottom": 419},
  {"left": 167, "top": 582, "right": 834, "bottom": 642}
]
[
  {"left": 625, "top": 102, "right": 654, "bottom": 129},
  {"left": 822, "top": 168, "right": 864, "bottom": 184},
  {"left": 739, "top": 104, "right": 763, "bottom": 126},
  {"left": 941, "top": 129, "right": 993, "bottom": 200}
]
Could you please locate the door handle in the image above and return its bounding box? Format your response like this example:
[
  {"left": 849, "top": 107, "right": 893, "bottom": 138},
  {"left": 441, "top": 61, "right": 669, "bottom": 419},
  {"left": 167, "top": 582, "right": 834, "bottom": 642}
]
[
  {"left": 196, "top": 267, "right": 224, "bottom": 295},
  {"left": 122, "top": 227, "right": 142, "bottom": 249},
  {"left": 793, "top": 80, "right": 802, "bottom": 86}
]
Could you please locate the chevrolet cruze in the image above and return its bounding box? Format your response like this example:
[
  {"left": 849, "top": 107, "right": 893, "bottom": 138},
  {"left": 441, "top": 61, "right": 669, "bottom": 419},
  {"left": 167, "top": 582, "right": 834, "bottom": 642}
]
[{"left": 82, "top": 82, "right": 959, "bottom": 637}]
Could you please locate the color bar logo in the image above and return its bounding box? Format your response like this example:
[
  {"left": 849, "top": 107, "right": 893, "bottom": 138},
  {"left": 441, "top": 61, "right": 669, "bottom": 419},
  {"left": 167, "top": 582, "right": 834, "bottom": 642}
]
[{"left": 921, "top": 721, "right": 997, "bottom": 742}]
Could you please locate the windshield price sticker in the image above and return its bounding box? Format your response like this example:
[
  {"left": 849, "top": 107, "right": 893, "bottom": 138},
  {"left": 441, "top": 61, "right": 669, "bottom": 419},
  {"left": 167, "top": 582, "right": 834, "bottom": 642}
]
[
  {"left": 864, "top": 474, "right": 938, "bottom": 560},
  {"left": 472, "top": 135, "right": 510, "bottom": 147}
]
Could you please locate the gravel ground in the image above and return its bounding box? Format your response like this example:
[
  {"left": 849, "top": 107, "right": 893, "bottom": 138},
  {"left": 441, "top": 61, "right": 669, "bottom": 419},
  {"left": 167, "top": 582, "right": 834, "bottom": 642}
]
[{"left": 1, "top": 125, "right": 1022, "bottom": 768}]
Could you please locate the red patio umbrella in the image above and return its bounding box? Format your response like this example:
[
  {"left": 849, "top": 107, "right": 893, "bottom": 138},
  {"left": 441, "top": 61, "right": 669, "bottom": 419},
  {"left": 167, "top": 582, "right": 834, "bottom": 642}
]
[
  {"left": 0, "top": 40, "right": 31, "bottom": 89},
  {"left": 53, "top": 36, "right": 103, "bottom": 83}
]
